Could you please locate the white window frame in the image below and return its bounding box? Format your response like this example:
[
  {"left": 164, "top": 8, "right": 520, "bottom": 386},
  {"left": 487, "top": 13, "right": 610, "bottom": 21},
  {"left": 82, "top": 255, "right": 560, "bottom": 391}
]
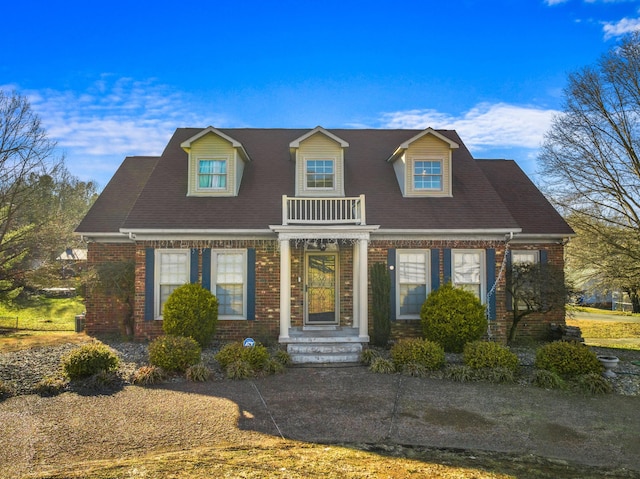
[
  {"left": 211, "top": 249, "right": 247, "bottom": 320},
  {"left": 196, "top": 157, "right": 229, "bottom": 192},
  {"left": 511, "top": 250, "right": 540, "bottom": 310},
  {"left": 452, "top": 249, "right": 486, "bottom": 302},
  {"left": 511, "top": 250, "right": 540, "bottom": 265},
  {"left": 396, "top": 249, "right": 430, "bottom": 319},
  {"left": 155, "top": 249, "right": 191, "bottom": 319},
  {"left": 412, "top": 158, "right": 443, "bottom": 191},
  {"left": 304, "top": 158, "right": 336, "bottom": 191}
]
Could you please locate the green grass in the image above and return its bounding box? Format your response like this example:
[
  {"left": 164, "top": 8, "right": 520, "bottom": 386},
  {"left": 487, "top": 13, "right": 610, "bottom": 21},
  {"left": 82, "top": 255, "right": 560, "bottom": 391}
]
[
  {"left": 0, "top": 296, "right": 85, "bottom": 331},
  {"left": 566, "top": 318, "right": 640, "bottom": 351},
  {"left": 569, "top": 305, "right": 640, "bottom": 317}
]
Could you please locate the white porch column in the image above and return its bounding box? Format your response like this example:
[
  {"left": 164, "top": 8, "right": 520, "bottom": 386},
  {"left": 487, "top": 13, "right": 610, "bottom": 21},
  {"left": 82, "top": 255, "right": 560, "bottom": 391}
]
[
  {"left": 352, "top": 239, "right": 360, "bottom": 328},
  {"left": 358, "top": 238, "right": 369, "bottom": 339},
  {"left": 279, "top": 238, "right": 291, "bottom": 340}
]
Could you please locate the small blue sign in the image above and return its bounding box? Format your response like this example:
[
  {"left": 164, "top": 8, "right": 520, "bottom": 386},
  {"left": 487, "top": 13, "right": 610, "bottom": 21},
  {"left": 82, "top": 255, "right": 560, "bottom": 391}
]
[{"left": 243, "top": 337, "right": 255, "bottom": 347}]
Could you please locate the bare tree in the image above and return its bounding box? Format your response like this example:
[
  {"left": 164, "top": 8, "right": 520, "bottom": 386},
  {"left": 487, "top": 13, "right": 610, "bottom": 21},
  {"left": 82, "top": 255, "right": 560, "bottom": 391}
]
[
  {"left": 539, "top": 32, "right": 640, "bottom": 305},
  {"left": 0, "top": 90, "right": 63, "bottom": 297},
  {"left": 505, "top": 262, "right": 569, "bottom": 342}
]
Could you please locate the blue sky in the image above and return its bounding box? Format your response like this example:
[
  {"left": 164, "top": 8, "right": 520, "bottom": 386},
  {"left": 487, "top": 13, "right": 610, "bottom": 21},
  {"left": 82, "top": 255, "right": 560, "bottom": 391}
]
[{"left": 3, "top": 0, "right": 640, "bottom": 188}]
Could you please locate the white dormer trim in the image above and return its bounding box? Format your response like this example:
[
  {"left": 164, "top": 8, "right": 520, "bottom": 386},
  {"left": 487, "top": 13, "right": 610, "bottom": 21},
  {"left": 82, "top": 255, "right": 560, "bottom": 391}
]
[
  {"left": 290, "top": 126, "right": 347, "bottom": 197},
  {"left": 289, "top": 126, "right": 349, "bottom": 149},
  {"left": 386, "top": 127, "right": 458, "bottom": 163},
  {"left": 181, "top": 126, "right": 251, "bottom": 163},
  {"left": 387, "top": 127, "right": 456, "bottom": 198},
  {"left": 182, "top": 127, "right": 250, "bottom": 197}
]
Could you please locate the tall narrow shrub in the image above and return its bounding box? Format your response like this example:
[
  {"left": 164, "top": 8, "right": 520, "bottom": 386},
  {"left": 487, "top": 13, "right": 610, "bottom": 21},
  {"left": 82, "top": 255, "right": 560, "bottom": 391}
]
[{"left": 371, "top": 262, "right": 391, "bottom": 347}]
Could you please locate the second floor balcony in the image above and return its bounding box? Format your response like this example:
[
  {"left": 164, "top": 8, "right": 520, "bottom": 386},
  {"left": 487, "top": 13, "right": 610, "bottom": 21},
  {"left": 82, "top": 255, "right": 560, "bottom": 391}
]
[{"left": 282, "top": 195, "right": 366, "bottom": 225}]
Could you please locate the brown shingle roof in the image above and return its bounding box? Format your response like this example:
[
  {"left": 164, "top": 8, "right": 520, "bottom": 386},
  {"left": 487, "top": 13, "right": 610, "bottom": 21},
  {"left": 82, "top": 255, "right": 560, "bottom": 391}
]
[
  {"left": 77, "top": 128, "right": 571, "bottom": 236},
  {"left": 476, "top": 159, "right": 574, "bottom": 235},
  {"left": 76, "top": 156, "right": 158, "bottom": 233}
]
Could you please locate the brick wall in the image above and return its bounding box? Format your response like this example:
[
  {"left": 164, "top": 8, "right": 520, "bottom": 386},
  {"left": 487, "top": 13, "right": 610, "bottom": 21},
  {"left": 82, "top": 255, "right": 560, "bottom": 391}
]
[
  {"left": 367, "top": 240, "right": 566, "bottom": 344},
  {"left": 85, "top": 242, "right": 136, "bottom": 336},
  {"left": 133, "top": 240, "right": 281, "bottom": 343},
  {"left": 87, "top": 237, "right": 566, "bottom": 345}
]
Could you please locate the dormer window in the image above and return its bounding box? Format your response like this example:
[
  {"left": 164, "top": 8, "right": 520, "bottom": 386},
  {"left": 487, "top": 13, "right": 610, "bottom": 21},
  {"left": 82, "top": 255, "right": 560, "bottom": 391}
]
[
  {"left": 290, "top": 126, "right": 348, "bottom": 197},
  {"left": 181, "top": 126, "right": 251, "bottom": 197},
  {"left": 198, "top": 159, "right": 227, "bottom": 190},
  {"left": 387, "top": 127, "right": 458, "bottom": 198},
  {"left": 413, "top": 160, "right": 442, "bottom": 191},
  {"left": 306, "top": 159, "right": 335, "bottom": 189}
]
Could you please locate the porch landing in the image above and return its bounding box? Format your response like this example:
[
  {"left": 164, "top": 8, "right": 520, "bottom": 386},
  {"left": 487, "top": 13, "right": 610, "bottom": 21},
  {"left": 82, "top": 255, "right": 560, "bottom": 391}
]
[{"left": 281, "top": 327, "right": 367, "bottom": 364}]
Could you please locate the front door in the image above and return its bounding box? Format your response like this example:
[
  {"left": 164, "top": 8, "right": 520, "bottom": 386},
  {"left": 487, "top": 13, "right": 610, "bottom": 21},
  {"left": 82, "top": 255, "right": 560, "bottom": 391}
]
[{"left": 305, "top": 252, "right": 339, "bottom": 325}]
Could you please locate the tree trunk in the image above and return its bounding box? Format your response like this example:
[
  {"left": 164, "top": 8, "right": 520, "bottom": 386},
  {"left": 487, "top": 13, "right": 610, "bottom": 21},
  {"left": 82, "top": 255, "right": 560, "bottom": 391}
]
[{"left": 630, "top": 291, "right": 640, "bottom": 314}]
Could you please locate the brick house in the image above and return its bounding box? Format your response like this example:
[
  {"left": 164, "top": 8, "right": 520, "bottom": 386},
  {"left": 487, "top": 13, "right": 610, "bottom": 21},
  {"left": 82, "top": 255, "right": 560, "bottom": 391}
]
[{"left": 75, "top": 126, "right": 573, "bottom": 362}]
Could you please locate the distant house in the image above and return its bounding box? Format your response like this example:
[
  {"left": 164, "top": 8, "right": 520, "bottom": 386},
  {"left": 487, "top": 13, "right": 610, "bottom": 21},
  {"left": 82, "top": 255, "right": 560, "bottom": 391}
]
[{"left": 76, "top": 126, "right": 573, "bottom": 362}]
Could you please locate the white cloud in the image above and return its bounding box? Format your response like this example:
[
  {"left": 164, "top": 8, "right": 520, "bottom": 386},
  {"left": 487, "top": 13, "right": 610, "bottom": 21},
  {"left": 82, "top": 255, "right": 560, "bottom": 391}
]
[
  {"left": 17, "top": 77, "right": 226, "bottom": 185},
  {"left": 544, "top": 0, "right": 569, "bottom": 5},
  {"left": 378, "top": 103, "right": 560, "bottom": 152},
  {"left": 602, "top": 16, "right": 640, "bottom": 38}
]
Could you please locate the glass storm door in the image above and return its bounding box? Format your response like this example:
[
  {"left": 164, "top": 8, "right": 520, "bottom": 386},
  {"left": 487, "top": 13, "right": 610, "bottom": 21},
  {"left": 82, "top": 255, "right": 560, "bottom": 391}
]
[{"left": 305, "top": 253, "right": 338, "bottom": 325}]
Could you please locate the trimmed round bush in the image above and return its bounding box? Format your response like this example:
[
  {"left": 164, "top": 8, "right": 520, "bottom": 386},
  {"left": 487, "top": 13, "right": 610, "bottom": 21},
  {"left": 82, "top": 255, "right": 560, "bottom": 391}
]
[
  {"left": 61, "top": 343, "right": 120, "bottom": 380},
  {"left": 162, "top": 283, "right": 218, "bottom": 347},
  {"left": 390, "top": 338, "right": 445, "bottom": 371},
  {"left": 148, "top": 335, "right": 201, "bottom": 373},
  {"left": 463, "top": 341, "right": 519, "bottom": 372},
  {"left": 421, "top": 283, "right": 487, "bottom": 353},
  {"left": 534, "top": 341, "right": 603, "bottom": 379},
  {"left": 215, "top": 342, "right": 270, "bottom": 371}
]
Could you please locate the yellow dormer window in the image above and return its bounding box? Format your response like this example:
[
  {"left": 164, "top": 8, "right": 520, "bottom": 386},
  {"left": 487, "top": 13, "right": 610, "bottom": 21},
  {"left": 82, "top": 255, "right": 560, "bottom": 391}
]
[
  {"left": 290, "top": 126, "right": 348, "bottom": 197},
  {"left": 181, "top": 126, "right": 251, "bottom": 197},
  {"left": 387, "top": 128, "right": 458, "bottom": 198}
]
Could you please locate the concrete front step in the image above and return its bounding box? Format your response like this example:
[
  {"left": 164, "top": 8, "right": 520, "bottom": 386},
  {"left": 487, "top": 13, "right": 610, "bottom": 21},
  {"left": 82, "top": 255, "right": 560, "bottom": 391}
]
[{"left": 287, "top": 341, "right": 363, "bottom": 364}]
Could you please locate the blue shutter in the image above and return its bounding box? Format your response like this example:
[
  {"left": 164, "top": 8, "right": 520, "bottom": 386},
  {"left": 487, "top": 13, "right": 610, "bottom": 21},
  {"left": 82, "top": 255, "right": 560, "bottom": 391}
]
[
  {"left": 505, "top": 250, "right": 513, "bottom": 312},
  {"left": 486, "top": 248, "right": 496, "bottom": 320},
  {"left": 202, "top": 248, "right": 212, "bottom": 291},
  {"left": 388, "top": 249, "right": 396, "bottom": 321},
  {"left": 247, "top": 248, "right": 256, "bottom": 320},
  {"left": 430, "top": 249, "right": 440, "bottom": 291},
  {"left": 539, "top": 249, "right": 548, "bottom": 264},
  {"left": 443, "top": 248, "right": 452, "bottom": 284},
  {"left": 144, "top": 248, "right": 155, "bottom": 321},
  {"left": 190, "top": 249, "right": 199, "bottom": 284}
]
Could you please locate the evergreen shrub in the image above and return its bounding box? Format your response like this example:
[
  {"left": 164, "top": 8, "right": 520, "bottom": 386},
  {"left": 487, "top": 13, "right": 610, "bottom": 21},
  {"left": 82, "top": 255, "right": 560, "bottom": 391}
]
[
  {"left": 61, "top": 343, "right": 120, "bottom": 380},
  {"left": 148, "top": 335, "right": 201, "bottom": 373},
  {"left": 463, "top": 341, "right": 519, "bottom": 372},
  {"left": 421, "top": 283, "right": 487, "bottom": 353},
  {"left": 390, "top": 338, "right": 445, "bottom": 371},
  {"left": 162, "top": 283, "right": 218, "bottom": 347},
  {"left": 215, "top": 341, "right": 270, "bottom": 371},
  {"left": 534, "top": 341, "right": 602, "bottom": 379}
]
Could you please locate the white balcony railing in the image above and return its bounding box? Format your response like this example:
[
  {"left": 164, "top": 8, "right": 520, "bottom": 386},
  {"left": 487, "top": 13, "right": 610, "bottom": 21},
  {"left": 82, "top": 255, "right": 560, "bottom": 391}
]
[{"left": 283, "top": 195, "right": 366, "bottom": 225}]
